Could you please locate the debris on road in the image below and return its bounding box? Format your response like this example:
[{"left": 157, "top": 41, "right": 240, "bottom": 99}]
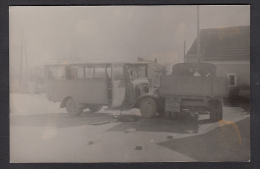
[
  {"left": 135, "top": 146, "right": 142, "bottom": 150},
  {"left": 89, "top": 141, "right": 94, "bottom": 145},
  {"left": 113, "top": 114, "right": 138, "bottom": 122},
  {"left": 167, "top": 136, "right": 173, "bottom": 139},
  {"left": 89, "top": 120, "right": 115, "bottom": 125},
  {"left": 125, "top": 128, "right": 137, "bottom": 133}
]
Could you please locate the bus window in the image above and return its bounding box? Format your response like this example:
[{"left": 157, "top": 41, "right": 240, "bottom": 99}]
[
  {"left": 95, "top": 66, "right": 106, "bottom": 79},
  {"left": 48, "top": 66, "right": 66, "bottom": 80},
  {"left": 85, "top": 66, "right": 94, "bottom": 79},
  {"left": 71, "top": 66, "right": 84, "bottom": 80},
  {"left": 113, "top": 65, "right": 124, "bottom": 80}
]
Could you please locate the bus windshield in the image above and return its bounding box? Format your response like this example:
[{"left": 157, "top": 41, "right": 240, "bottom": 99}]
[{"left": 129, "top": 64, "right": 146, "bottom": 80}]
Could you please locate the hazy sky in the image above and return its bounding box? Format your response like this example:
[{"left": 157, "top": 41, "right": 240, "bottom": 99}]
[{"left": 10, "top": 5, "right": 250, "bottom": 73}]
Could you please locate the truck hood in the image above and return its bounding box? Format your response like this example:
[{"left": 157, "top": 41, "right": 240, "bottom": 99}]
[{"left": 131, "top": 78, "right": 149, "bottom": 86}]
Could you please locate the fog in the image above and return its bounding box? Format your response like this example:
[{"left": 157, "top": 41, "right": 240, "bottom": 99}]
[{"left": 9, "top": 5, "right": 250, "bottom": 74}]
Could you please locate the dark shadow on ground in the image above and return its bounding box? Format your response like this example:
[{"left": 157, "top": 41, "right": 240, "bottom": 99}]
[
  {"left": 198, "top": 119, "right": 216, "bottom": 125},
  {"left": 223, "top": 97, "right": 250, "bottom": 113},
  {"left": 10, "top": 110, "right": 116, "bottom": 128},
  {"left": 157, "top": 117, "right": 250, "bottom": 161},
  {"left": 106, "top": 115, "right": 200, "bottom": 134}
]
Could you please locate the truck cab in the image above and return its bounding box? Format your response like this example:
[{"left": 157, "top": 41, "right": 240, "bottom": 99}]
[
  {"left": 160, "top": 63, "right": 228, "bottom": 120},
  {"left": 136, "top": 63, "right": 228, "bottom": 120},
  {"left": 109, "top": 63, "right": 150, "bottom": 110}
]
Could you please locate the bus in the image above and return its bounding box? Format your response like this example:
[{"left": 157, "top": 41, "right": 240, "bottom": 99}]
[{"left": 44, "top": 62, "right": 152, "bottom": 116}]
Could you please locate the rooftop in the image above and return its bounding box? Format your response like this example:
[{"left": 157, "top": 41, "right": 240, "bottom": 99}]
[{"left": 186, "top": 25, "right": 250, "bottom": 60}]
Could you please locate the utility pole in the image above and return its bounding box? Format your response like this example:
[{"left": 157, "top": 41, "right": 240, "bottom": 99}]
[
  {"left": 19, "top": 29, "right": 30, "bottom": 93},
  {"left": 197, "top": 5, "right": 201, "bottom": 63},
  {"left": 184, "top": 40, "right": 186, "bottom": 63},
  {"left": 19, "top": 30, "right": 23, "bottom": 91},
  {"left": 23, "top": 32, "right": 28, "bottom": 69},
  {"left": 23, "top": 30, "right": 30, "bottom": 93}
]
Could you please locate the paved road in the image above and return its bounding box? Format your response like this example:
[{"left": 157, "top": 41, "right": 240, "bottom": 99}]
[{"left": 10, "top": 93, "right": 250, "bottom": 162}]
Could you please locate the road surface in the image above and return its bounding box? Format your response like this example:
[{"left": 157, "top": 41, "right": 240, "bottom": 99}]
[{"left": 10, "top": 93, "right": 250, "bottom": 162}]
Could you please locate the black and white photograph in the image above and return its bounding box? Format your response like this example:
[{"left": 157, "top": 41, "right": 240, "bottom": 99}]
[{"left": 9, "top": 5, "right": 250, "bottom": 162}]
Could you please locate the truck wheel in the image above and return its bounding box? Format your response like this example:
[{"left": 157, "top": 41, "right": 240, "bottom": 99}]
[
  {"left": 164, "top": 111, "right": 171, "bottom": 118},
  {"left": 170, "top": 112, "right": 178, "bottom": 119},
  {"left": 66, "top": 98, "right": 83, "bottom": 116},
  {"left": 216, "top": 101, "right": 223, "bottom": 120},
  {"left": 139, "top": 97, "right": 157, "bottom": 118},
  {"left": 209, "top": 100, "right": 223, "bottom": 121},
  {"left": 88, "top": 105, "right": 102, "bottom": 112}
]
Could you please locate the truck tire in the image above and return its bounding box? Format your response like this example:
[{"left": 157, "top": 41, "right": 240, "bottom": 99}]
[
  {"left": 66, "top": 98, "right": 83, "bottom": 116},
  {"left": 88, "top": 105, "right": 102, "bottom": 112},
  {"left": 171, "top": 112, "right": 178, "bottom": 119},
  {"left": 216, "top": 101, "right": 223, "bottom": 120},
  {"left": 139, "top": 97, "right": 157, "bottom": 118},
  {"left": 209, "top": 100, "right": 223, "bottom": 121},
  {"left": 164, "top": 111, "right": 171, "bottom": 118}
]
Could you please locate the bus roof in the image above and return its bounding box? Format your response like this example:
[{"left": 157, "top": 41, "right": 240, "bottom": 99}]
[{"left": 45, "top": 61, "right": 150, "bottom": 66}]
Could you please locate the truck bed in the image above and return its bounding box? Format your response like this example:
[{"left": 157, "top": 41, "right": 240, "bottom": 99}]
[{"left": 159, "top": 75, "right": 228, "bottom": 97}]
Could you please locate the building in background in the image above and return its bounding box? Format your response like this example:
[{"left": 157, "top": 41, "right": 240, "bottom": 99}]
[
  {"left": 185, "top": 25, "right": 250, "bottom": 99},
  {"left": 10, "top": 67, "right": 45, "bottom": 94}
]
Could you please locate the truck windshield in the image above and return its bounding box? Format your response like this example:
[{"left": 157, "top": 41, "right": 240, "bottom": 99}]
[
  {"left": 130, "top": 65, "right": 146, "bottom": 79},
  {"left": 172, "top": 63, "right": 216, "bottom": 77}
]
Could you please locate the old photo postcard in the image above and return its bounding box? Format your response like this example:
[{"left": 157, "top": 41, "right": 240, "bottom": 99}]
[{"left": 10, "top": 5, "right": 250, "bottom": 162}]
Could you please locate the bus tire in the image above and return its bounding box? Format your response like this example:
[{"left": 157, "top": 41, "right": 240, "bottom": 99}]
[
  {"left": 88, "top": 105, "right": 102, "bottom": 112},
  {"left": 66, "top": 98, "right": 83, "bottom": 116},
  {"left": 139, "top": 97, "right": 157, "bottom": 118}
]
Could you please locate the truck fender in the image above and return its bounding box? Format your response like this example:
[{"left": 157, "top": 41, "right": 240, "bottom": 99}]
[
  {"left": 208, "top": 98, "right": 223, "bottom": 106},
  {"left": 131, "top": 93, "right": 164, "bottom": 110}
]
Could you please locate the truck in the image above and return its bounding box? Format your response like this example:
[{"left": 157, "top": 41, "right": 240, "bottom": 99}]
[{"left": 133, "top": 63, "right": 228, "bottom": 121}]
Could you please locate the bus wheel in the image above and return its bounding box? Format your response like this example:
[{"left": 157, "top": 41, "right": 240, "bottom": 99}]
[
  {"left": 209, "top": 100, "right": 223, "bottom": 121},
  {"left": 66, "top": 98, "right": 83, "bottom": 116},
  {"left": 88, "top": 105, "right": 102, "bottom": 112},
  {"left": 139, "top": 97, "right": 157, "bottom": 118}
]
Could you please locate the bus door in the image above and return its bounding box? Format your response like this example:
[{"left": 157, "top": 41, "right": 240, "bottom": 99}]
[
  {"left": 80, "top": 65, "right": 109, "bottom": 105},
  {"left": 110, "top": 65, "right": 126, "bottom": 108}
]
